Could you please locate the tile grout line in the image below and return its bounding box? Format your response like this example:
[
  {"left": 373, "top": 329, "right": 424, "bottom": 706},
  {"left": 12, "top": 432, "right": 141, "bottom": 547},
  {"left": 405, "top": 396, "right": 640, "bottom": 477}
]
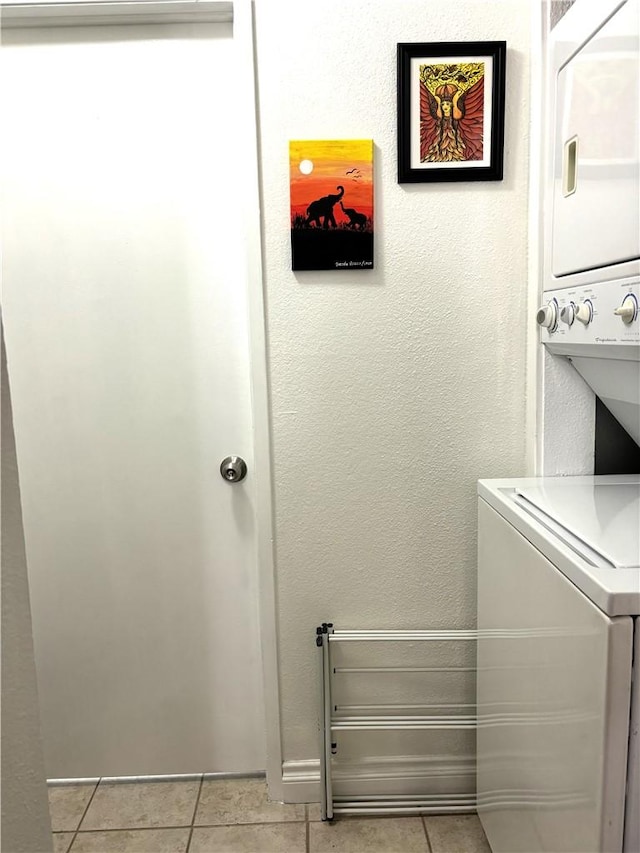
[
  {"left": 421, "top": 815, "right": 433, "bottom": 853},
  {"left": 70, "top": 818, "right": 308, "bottom": 833},
  {"left": 62, "top": 831, "right": 74, "bottom": 853},
  {"left": 185, "top": 774, "right": 204, "bottom": 853},
  {"left": 58, "top": 778, "right": 308, "bottom": 848},
  {"left": 74, "top": 825, "right": 191, "bottom": 833},
  {"left": 67, "top": 777, "right": 101, "bottom": 852}
]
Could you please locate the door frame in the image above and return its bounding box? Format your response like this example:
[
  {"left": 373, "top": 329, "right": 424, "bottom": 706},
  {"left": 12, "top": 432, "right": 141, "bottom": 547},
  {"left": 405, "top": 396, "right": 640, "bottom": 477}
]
[{"left": 2, "top": 0, "right": 284, "bottom": 801}]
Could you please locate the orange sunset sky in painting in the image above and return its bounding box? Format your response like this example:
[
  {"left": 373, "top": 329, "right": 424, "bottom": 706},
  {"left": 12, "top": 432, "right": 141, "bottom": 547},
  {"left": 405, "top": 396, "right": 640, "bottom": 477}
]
[{"left": 289, "top": 139, "right": 373, "bottom": 222}]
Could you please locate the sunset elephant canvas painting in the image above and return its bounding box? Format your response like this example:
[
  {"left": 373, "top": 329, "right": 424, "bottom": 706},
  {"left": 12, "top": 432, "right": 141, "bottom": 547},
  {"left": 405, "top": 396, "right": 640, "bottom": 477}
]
[{"left": 289, "top": 139, "right": 374, "bottom": 271}]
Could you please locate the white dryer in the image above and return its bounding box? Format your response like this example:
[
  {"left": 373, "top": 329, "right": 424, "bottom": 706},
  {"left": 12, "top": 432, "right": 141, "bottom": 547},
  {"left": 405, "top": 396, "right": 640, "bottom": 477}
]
[
  {"left": 537, "top": 0, "right": 640, "bottom": 447},
  {"left": 476, "top": 475, "right": 640, "bottom": 853}
]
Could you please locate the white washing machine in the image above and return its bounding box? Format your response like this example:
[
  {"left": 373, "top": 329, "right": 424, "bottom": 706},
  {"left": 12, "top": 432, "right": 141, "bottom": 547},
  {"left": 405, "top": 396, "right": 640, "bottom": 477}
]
[
  {"left": 476, "top": 475, "right": 640, "bottom": 853},
  {"left": 478, "top": 3, "right": 640, "bottom": 850}
]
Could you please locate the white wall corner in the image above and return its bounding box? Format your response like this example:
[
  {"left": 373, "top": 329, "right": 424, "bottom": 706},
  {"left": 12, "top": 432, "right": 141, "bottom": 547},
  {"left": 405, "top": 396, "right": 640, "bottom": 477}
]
[{"left": 527, "top": 0, "right": 546, "bottom": 475}]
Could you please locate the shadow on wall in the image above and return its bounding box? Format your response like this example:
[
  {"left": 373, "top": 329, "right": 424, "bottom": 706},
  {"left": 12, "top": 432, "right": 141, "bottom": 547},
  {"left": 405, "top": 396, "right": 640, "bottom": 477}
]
[{"left": 1, "top": 324, "right": 54, "bottom": 853}]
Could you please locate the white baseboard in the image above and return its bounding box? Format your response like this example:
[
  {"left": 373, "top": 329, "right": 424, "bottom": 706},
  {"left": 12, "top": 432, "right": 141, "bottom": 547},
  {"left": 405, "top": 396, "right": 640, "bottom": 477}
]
[
  {"left": 281, "top": 760, "right": 320, "bottom": 802},
  {"left": 281, "top": 755, "right": 476, "bottom": 804}
]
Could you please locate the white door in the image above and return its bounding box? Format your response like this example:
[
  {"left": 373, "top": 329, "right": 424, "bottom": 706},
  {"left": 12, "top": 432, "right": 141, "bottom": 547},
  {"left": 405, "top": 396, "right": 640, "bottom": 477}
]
[{"left": 2, "top": 18, "right": 266, "bottom": 777}]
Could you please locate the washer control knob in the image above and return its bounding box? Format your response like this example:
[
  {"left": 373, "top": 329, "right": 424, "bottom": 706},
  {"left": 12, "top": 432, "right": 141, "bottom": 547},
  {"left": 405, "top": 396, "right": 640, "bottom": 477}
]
[
  {"left": 536, "top": 301, "right": 558, "bottom": 331},
  {"left": 560, "top": 303, "right": 575, "bottom": 326},
  {"left": 614, "top": 294, "right": 638, "bottom": 325},
  {"left": 575, "top": 300, "right": 593, "bottom": 326}
]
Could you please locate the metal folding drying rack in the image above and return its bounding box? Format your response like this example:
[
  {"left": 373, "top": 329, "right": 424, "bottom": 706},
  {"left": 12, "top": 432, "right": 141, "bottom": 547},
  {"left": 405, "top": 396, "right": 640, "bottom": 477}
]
[{"left": 316, "top": 622, "right": 478, "bottom": 821}]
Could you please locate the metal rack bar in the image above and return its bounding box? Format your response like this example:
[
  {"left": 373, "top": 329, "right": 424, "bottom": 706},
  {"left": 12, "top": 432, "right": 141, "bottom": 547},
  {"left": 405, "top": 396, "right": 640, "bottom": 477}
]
[
  {"left": 336, "top": 703, "right": 476, "bottom": 711},
  {"left": 317, "top": 628, "right": 328, "bottom": 822},
  {"left": 318, "top": 624, "right": 478, "bottom": 822},
  {"left": 322, "top": 624, "right": 334, "bottom": 820},
  {"left": 334, "top": 666, "right": 476, "bottom": 673},
  {"left": 333, "top": 803, "right": 477, "bottom": 815},
  {"left": 336, "top": 793, "right": 475, "bottom": 801},
  {"left": 332, "top": 715, "right": 476, "bottom": 722},
  {"left": 332, "top": 721, "right": 476, "bottom": 731},
  {"left": 329, "top": 631, "right": 477, "bottom": 641},
  {"left": 331, "top": 628, "right": 585, "bottom": 639}
]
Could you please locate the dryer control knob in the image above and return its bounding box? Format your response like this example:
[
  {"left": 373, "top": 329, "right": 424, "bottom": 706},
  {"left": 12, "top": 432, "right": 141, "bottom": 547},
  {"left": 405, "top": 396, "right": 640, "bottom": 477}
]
[
  {"left": 560, "top": 303, "right": 575, "bottom": 326},
  {"left": 536, "top": 301, "right": 558, "bottom": 331},
  {"left": 614, "top": 294, "right": 638, "bottom": 325},
  {"left": 575, "top": 300, "right": 593, "bottom": 325}
]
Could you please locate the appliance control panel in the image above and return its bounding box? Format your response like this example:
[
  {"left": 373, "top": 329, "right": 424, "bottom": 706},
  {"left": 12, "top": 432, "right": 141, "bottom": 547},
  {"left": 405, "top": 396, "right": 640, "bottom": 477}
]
[{"left": 538, "top": 278, "right": 639, "bottom": 345}]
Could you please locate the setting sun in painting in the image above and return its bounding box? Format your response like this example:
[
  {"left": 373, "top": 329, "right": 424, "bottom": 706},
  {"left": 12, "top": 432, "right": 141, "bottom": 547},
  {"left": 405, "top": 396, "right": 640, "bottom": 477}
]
[{"left": 289, "top": 139, "right": 374, "bottom": 271}]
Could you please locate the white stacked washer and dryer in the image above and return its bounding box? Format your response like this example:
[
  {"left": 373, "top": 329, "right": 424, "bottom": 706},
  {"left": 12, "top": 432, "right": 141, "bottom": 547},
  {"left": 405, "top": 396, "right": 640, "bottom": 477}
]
[{"left": 477, "top": 1, "right": 639, "bottom": 851}]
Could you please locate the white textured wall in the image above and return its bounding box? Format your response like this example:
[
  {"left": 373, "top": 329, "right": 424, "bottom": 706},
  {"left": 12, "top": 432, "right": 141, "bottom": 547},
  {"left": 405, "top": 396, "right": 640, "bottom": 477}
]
[
  {"left": 541, "top": 350, "right": 595, "bottom": 475},
  {"left": 254, "top": 0, "right": 531, "bottom": 763},
  {"left": 1, "top": 326, "right": 53, "bottom": 853}
]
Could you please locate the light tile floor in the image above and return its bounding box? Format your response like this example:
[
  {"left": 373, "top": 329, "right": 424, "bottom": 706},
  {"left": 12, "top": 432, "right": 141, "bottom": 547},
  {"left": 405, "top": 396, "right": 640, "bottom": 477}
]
[{"left": 49, "top": 777, "right": 491, "bottom": 853}]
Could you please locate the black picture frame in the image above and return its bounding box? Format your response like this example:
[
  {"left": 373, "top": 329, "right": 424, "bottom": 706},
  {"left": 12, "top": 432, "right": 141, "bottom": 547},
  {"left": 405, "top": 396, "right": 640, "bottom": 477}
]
[{"left": 397, "top": 41, "right": 506, "bottom": 183}]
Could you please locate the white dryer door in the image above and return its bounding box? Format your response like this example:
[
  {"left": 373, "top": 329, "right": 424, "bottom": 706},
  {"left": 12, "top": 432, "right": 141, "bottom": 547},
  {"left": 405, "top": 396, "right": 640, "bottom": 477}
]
[{"left": 552, "top": 0, "right": 640, "bottom": 277}]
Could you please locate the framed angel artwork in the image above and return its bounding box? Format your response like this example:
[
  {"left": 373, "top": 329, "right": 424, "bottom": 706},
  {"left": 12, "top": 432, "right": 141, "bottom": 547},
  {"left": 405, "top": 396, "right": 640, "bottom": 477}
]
[{"left": 397, "top": 41, "right": 506, "bottom": 182}]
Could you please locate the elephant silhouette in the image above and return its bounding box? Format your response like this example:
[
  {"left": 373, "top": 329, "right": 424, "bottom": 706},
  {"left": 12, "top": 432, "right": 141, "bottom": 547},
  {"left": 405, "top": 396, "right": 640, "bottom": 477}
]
[
  {"left": 339, "top": 201, "right": 368, "bottom": 231},
  {"left": 306, "top": 185, "right": 345, "bottom": 228}
]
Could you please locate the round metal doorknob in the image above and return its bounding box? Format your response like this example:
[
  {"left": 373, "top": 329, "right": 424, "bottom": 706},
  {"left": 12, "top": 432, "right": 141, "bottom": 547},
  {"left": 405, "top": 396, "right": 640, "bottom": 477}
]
[{"left": 220, "top": 456, "right": 247, "bottom": 483}]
